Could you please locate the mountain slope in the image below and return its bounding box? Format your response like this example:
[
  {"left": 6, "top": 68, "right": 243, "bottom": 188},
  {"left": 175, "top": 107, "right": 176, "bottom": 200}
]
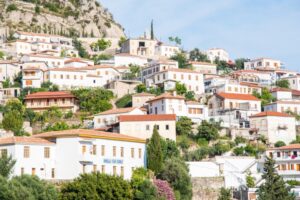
[{"left": 0, "top": 0, "right": 125, "bottom": 38}]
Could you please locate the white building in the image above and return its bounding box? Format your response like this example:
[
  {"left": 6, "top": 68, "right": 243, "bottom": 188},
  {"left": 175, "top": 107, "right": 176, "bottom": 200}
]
[
  {"left": 188, "top": 156, "right": 261, "bottom": 188},
  {"left": 155, "top": 43, "right": 180, "bottom": 58},
  {"left": 0, "top": 129, "right": 146, "bottom": 180},
  {"left": 244, "top": 58, "right": 281, "bottom": 70},
  {"left": 141, "top": 59, "right": 179, "bottom": 83},
  {"left": 64, "top": 58, "right": 94, "bottom": 68},
  {"left": 282, "top": 75, "right": 300, "bottom": 91},
  {"left": 249, "top": 111, "right": 296, "bottom": 144},
  {"left": 120, "top": 37, "right": 158, "bottom": 58},
  {"left": 264, "top": 100, "right": 300, "bottom": 115},
  {"left": 231, "top": 70, "right": 275, "bottom": 86},
  {"left": 266, "top": 144, "right": 300, "bottom": 181},
  {"left": 116, "top": 114, "right": 177, "bottom": 141},
  {"left": 189, "top": 61, "right": 217, "bottom": 75},
  {"left": 147, "top": 92, "right": 208, "bottom": 124},
  {"left": 208, "top": 93, "right": 261, "bottom": 127},
  {"left": 206, "top": 48, "right": 229, "bottom": 62},
  {"left": 113, "top": 53, "right": 148, "bottom": 67},
  {"left": 0, "top": 60, "right": 21, "bottom": 83},
  {"left": 93, "top": 107, "right": 146, "bottom": 129},
  {"left": 270, "top": 88, "right": 293, "bottom": 100},
  {"left": 149, "top": 68, "right": 204, "bottom": 95},
  {"left": 132, "top": 92, "right": 155, "bottom": 108},
  {"left": 21, "top": 54, "right": 65, "bottom": 68}
]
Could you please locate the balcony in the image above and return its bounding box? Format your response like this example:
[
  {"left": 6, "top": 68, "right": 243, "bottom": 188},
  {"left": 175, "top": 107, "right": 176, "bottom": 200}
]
[{"left": 79, "top": 153, "right": 94, "bottom": 163}]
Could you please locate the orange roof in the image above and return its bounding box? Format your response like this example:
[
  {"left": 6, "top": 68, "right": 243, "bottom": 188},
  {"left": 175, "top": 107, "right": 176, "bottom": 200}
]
[
  {"left": 95, "top": 107, "right": 141, "bottom": 115},
  {"left": 119, "top": 114, "right": 176, "bottom": 122},
  {"left": 189, "top": 61, "right": 216, "bottom": 66},
  {"left": 132, "top": 92, "right": 155, "bottom": 97},
  {"left": 267, "top": 100, "right": 300, "bottom": 105},
  {"left": 250, "top": 111, "right": 293, "bottom": 118},
  {"left": 292, "top": 90, "right": 300, "bottom": 96},
  {"left": 239, "top": 82, "right": 261, "bottom": 88},
  {"left": 64, "top": 58, "right": 90, "bottom": 64},
  {"left": 216, "top": 92, "right": 260, "bottom": 101},
  {"left": 0, "top": 136, "right": 54, "bottom": 145},
  {"left": 25, "top": 91, "right": 75, "bottom": 100},
  {"left": 186, "top": 101, "right": 201, "bottom": 105},
  {"left": 160, "top": 68, "right": 201, "bottom": 74},
  {"left": 147, "top": 93, "right": 185, "bottom": 103},
  {"left": 270, "top": 87, "right": 291, "bottom": 92},
  {"left": 33, "top": 129, "right": 145, "bottom": 143},
  {"left": 269, "top": 144, "right": 300, "bottom": 151}
]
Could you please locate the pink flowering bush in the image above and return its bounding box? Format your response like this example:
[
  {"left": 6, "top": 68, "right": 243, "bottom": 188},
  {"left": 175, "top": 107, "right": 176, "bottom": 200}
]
[{"left": 154, "top": 179, "right": 175, "bottom": 200}]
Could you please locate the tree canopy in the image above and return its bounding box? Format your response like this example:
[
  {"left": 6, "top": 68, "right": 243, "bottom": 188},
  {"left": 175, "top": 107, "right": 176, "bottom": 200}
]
[
  {"left": 147, "top": 127, "right": 163, "bottom": 174},
  {"left": 189, "top": 48, "right": 209, "bottom": 62},
  {"left": 176, "top": 117, "right": 193, "bottom": 136},
  {"left": 275, "top": 80, "right": 290, "bottom": 89},
  {"left": 0, "top": 154, "right": 16, "bottom": 178}
]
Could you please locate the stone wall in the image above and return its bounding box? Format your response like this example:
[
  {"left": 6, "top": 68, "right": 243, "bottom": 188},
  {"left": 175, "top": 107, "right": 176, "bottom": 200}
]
[{"left": 192, "top": 177, "right": 225, "bottom": 200}]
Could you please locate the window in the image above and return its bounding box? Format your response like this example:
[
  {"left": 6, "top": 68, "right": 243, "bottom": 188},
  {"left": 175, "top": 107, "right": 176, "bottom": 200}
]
[
  {"left": 188, "top": 75, "right": 191, "bottom": 80},
  {"left": 121, "top": 147, "right": 124, "bottom": 157},
  {"left": 131, "top": 148, "right": 134, "bottom": 158},
  {"left": 25, "top": 80, "right": 32, "bottom": 86},
  {"left": 101, "top": 145, "right": 105, "bottom": 156},
  {"left": 93, "top": 165, "right": 97, "bottom": 172},
  {"left": 277, "top": 152, "right": 280, "bottom": 158},
  {"left": 166, "top": 125, "right": 169, "bottom": 130},
  {"left": 113, "top": 166, "right": 117, "bottom": 175},
  {"left": 24, "top": 146, "right": 30, "bottom": 158},
  {"left": 101, "top": 165, "right": 105, "bottom": 173},
  {"left": 82, "top": 145, "right": 86, "bottom": 154},
  {"left": 92, "top": 145, "right": 97, "bottom": 155},
  {"left": 146, "top": 125, "right": 150, "bottom": 130},
  {"left": 44, "top": 147, "right": 50, "bottom": 158},
  {"left": 21, "top": 168, "right": 24, "bottom": 175},
  {"left": 138, "top": 148, "right": 142, "bottom": 159},
  {"left": 121, "top": 166, "right": 124, "bottom": 177},
  {"left": 32, "top": 168, "right": 36, "bottom": 176},
  {"left": 113, "top": 146, "right": 116, "bottom": 157},
  {"left": 181, "top": 74, "right": 184, "bottom": 80},
  {"left": 51, "top": 168, "right": 55, "bottom": 178},
  {"left": 0, "top": 149, "right": 7, "bottom": 157}
]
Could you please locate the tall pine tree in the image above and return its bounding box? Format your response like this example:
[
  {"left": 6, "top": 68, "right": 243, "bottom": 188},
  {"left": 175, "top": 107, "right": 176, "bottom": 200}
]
[
  {"left": 257, "top": 157, "right": 295, "bottom": 200},
  {"left": 150, "top": 20, "right": 154, "bottom": 40},
  {"left": 147, "top": 126, "right": 163, "bottom": 174}
]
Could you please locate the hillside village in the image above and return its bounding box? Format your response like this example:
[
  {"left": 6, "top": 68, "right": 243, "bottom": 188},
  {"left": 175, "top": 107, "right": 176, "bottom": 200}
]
[{"left": 0, "top": 1, "right": 300, "bottom": 200}]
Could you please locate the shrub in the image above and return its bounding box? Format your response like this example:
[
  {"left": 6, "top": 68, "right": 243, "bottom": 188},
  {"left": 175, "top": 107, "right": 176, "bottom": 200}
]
[
  {"left": 6, "top": 4, "right": 18, "bottom": 12},
  {"left": 275, "top": 141, "right": 286, "bottom": 147},
  {"left": 115, "top": 94, "right": 132, "bottom": 108},
  {"left": 153, "top": 179, "right": 175, "bottom": 200}
]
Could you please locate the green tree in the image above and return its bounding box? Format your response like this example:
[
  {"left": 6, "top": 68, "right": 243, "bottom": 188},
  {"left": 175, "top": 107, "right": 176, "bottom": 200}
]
[
  {"left": 6, "top": 4, "right": 18, "bottom": 12},
  {"left": 197, "top": 120, "right": 219, "bottom": 141},
  {"left": 246, "top": 171, "right": 256, "bottom": 188},
  {"left": 124, "top": 64, "right": 141, "bottom": 80},
  {"left": 168, "top": 36, "right": 181, "bottom": 45},
  {"left": 2, "top": 79, "right": 10, "bottom": 88},
  {"left": 133, "top": 180, "right": 157, "bottom": 200},
  {"left": 218, "top": 187, "right": 231, "bottom": 200},
  {"left": 171, "top": 52, "right": 190, "bottom": 69},
  {"left": 60, "top": 172, "right": 133, "bottom": 200},
  {"left": 276, "top": 80, "right": 290, "bottom": 89},
  {"left": 90, "top": 39, "right": 111, "bottom": 51},
  {"left": 13, "top": 175, "right": 58, "bottom": 200},
  {"left": 234, "top": 58, "right": 249, "bottom": 70},
  {"left": 147, "top": 127, "right": 163, "bottom": 174},
  {"left": 275, "top": 141, "right": 286, "bottom": 147},
  {"left": 160, "top": 138, "right": 180, "bottom": 161},
  {"left": 118, "top": 36, "right": 127, "bottom": 47},
  {"left": 135, "top": 84, "right": 147, "bottom": 93},
  {"left": 115, "top": 94, "right": 132, "bottom": 108},
  {"left": 158, "top": 157, "right": 192, "bottom": 200},
  {"left": 0, "top": 154, "right": 16, "bottom": 178},
  {"left": 176, "top": 117, "right": 193, "bottom": 135},
  {"left": 185, "top": 91, "right": 195, "bottom": 101},
  {"left": 253, "top": 87, "right": 275, "bottom": 107},
  {"left": 189, "top": 48, "right": 209, "bottom": 62},
  {"left": 72, "top": 88, "right": 113, "bottom": 114},
  {"left": 73, "top": 38, "right": 89, "bottom": 58},
  {"left": 150, "top": 20, "right": 154, "bottom": 40},
  {"left": 175, "top": 82, "right": 187, "bottom": 95},
  {"left": 0, "top": 51, "right": 5, "bottom": 59},
  {"left": 2, "top": 111, "right": 24, "bottom": 135},
  {"left": 257, "top": 157, "right": 295, "bottom": 200}
]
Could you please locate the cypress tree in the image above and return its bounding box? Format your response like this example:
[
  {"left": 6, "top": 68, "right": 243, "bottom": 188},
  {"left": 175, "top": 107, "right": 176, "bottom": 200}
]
[
  {"left": 257, "top": 157, "right": 295, "bottom": 200},
  {"left": 147, "top": 126, "right": 163, "bottom": 174},
  {"left": 150, "top": 20, "right": 154, "bottom": 40}
]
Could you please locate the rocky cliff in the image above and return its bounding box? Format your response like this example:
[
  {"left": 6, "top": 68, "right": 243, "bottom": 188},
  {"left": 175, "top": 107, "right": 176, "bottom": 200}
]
[{"left": 0, "top": 0, "right": 125, "bottom": 38}]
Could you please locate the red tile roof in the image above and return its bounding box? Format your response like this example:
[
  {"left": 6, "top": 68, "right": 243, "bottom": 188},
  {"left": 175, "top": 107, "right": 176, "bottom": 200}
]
[
  {"left": 189, "top": 61, "right": 216, "bottom": 66},
  {"left": 25, "top": 91, "right": 75, "bottom": 100},
  {"left": 33, "top": 129, "right": 145, "bottom": 143},
  {"left": 269, "top": 144, "right": 300, "bottom": 150},
  {"left": 95, "top": 107, "right": 142, "bottom": 115},
  {"left": 119, "top": 114, "right": 176, "bottom": 122},
  {"left": 64, "top": 58, "right": 91, "bottom": 64},
  {"left": 147, "top": 93, "right": 185, "bottom": 103},
  {"left": 132, "top": 92, "right": 155, "bottom": 97},
  {"left": 270, "top": 87, "right": 292, "bottom": 92},
  {"left": 250, "top": 111, "right": 293, "bottom": 118},
  {"left": 292, "top": 90, "right": 300, "bottom": 96},
  {"left": 0, "top": 137, "right": 54, "bottom": 145},
  {"left": 216, "top": 92, "right": 260, "bottom": 101}
]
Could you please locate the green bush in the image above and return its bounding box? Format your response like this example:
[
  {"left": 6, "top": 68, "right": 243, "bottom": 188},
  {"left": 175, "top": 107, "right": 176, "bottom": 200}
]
[
  {"left": 6, "top": 4, "right": 18, "bottom": 12},
  {"left": 115, "top": 94, "right": 132, "bottom": 108},
  {"left": 275, "top": 141, "right": 286, "bottom": 147}
]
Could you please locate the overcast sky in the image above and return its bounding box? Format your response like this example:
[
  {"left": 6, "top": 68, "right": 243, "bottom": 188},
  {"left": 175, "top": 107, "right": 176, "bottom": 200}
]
[{"left": 100, "top": 0, "right": 300, "bottom": 72}]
